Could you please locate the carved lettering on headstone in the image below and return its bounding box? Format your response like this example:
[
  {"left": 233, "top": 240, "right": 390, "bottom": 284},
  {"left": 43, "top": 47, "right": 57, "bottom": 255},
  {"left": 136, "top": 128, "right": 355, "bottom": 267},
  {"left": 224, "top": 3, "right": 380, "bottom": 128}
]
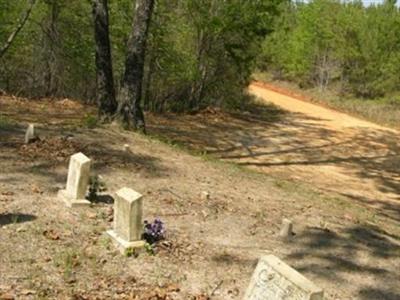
[{"left": 244, "top": 255, "right": 324, "bottom": 300}]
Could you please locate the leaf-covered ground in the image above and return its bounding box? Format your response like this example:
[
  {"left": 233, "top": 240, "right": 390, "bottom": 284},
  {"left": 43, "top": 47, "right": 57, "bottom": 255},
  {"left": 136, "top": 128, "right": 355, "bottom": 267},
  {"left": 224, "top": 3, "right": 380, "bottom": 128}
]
[{"left": 1, "top": 95, "right": 399, "bottom": 299}]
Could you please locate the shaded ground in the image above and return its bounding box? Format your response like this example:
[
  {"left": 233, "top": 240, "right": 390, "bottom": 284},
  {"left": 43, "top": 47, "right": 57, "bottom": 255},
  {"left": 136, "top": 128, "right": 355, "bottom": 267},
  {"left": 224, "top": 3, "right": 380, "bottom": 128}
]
[
  {"left": 0, "top": 94, "right": 400, "bottom": 299},
  {"left": 149, "top": 83, "right": 400, "bottom": 228}
]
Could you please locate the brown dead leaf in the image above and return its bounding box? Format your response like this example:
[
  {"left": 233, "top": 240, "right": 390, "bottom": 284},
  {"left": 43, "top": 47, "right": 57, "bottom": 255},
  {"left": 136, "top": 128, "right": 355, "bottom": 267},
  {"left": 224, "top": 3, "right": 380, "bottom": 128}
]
[
  {"left": 43, "top": 229, "right": 60, "bottom": 240},
  {"left": 190, "top": 295, "right": 210, "bottom": 300},
  {"left": 166, "top": 284, "right": 180, "bottom": 293},
  {"left": 1, "top": 192, "right": 14, "bottom": 196},
  {"left": 20, "top": 289, "right": 36, "bottom": 296},
  {"left": 31, "top": 186, "right": 42, "bottom": 194},
  {"left": 0, "top": 293, "right": 15, "bottom": 300}
]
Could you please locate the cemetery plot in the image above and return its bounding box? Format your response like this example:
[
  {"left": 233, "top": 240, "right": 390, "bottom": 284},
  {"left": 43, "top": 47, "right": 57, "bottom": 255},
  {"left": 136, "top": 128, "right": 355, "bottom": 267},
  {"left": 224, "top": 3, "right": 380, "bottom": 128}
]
[{"left": 1, "top": 97, "right": 399, "bottom": 299}]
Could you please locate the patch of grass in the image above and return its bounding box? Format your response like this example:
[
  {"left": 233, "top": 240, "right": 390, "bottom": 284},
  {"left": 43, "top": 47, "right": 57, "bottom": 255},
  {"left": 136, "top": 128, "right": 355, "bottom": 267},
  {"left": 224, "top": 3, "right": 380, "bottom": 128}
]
[
  {"left": 54, "top": 249, "right": 81, "bottom": 280},
  {"left": 0, "top": 115, "right": 15, "bottom": 129},
  {"left": 83, "top": 114, "right": 98, "bottom": 129}
]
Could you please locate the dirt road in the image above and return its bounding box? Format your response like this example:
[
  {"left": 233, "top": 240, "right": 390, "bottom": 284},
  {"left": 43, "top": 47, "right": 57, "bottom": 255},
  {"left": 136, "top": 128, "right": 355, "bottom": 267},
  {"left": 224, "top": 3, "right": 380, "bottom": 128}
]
[
  {"left": 150, "top": 82, "right": 400, "bottom": 223},
  {"left": 248, "top": 82, "right": 400, "bottom": 208}
]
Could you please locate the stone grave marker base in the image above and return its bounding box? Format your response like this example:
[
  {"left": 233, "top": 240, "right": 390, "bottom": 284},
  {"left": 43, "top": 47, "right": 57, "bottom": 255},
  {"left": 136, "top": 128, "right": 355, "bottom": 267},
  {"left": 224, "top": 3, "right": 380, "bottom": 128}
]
[
  {"left": 58, "top": 189, "right": 91, "bottom": 208},
  {"left": 106, "top": 229, "right": 146, "bottom": 254}
]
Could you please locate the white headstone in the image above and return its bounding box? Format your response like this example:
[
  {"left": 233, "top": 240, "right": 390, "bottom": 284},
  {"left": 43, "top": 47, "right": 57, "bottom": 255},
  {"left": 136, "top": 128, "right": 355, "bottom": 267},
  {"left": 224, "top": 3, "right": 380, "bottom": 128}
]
[
  {"left": 25, "top": 124, "right": 38, "bottom": 144},
  {"left": 279, "top": 218, "right": 293, "bottom": 239},
  {"left": 106, "top": 187, "right": 145, "bottom": 253},
  {"left": 244, "top": 255, "right": 324, "bottom": 300},
  {"left": 58, "top": 152, "right": 91, "bottom": 207}
]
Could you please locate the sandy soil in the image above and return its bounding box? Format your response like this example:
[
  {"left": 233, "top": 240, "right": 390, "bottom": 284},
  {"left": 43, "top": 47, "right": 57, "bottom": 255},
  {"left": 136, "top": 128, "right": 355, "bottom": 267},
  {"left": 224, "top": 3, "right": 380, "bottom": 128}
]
[
  {"left": 0, "top": 93, "right": 400, "bottom": 299},
  {"left": 249, "top": 82, "right": 400, "bottom": 211}
]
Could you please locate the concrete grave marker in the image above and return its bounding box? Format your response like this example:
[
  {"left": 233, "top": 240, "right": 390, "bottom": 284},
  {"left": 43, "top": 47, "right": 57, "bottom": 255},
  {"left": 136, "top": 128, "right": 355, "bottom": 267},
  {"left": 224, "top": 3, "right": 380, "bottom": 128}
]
[
  {"left": 58, "top": 152, "right": 91, "bottom": 207},
  {"left": 244, "top": 255, "right": 324, "bottom": 300},
  {"left": 25, "top": 124, "right": 38, "bottom": 144},
  {"left": 201, "top": 191, "right": 210, "bottom": 200},
  {"left": 279, "top": 218, "right": 294, "bottom": 239},
  {"left": 106, "top": 187, "right": 145, "bottom": 253}
]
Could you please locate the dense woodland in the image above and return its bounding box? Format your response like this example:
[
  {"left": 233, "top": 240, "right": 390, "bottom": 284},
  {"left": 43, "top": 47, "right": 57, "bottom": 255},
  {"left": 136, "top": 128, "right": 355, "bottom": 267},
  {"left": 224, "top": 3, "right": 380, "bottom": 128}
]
[
  {"left": 0, "top": 0, "right": 399, "bottom": 130},
  {"left": 0, "top": 0, "right": 277, "bottom": 125},
  {"left": 260, "top": 0, "right": 400, "bottom": 99}
]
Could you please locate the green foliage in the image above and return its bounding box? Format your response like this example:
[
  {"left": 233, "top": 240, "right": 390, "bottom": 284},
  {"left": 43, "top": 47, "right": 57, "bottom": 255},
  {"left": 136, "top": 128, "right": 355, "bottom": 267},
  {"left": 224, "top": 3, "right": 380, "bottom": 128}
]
[
  {"left": 144, "top": 242, "right": 155, "bottom": 256},
  {"left": 0, "top": 115, "right": 14, "bottom": 129},
  {"left": 124, "top": 247, "right": 138, "bottom": 258},
  {"left": 83, "top": 114, "right": 98, "bottom": 128},
  {"left": 0, "top": 0, "right": 281, "bottom": 112},
  {"left": 260, "top": 0, "right": 400, "bottom": 98}
]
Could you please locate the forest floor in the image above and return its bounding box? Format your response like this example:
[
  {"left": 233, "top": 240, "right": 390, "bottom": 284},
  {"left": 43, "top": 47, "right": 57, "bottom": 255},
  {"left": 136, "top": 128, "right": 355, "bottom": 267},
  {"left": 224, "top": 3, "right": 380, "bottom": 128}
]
[{"left": 0, "top": 87, "right": 399, "bottom": 299}]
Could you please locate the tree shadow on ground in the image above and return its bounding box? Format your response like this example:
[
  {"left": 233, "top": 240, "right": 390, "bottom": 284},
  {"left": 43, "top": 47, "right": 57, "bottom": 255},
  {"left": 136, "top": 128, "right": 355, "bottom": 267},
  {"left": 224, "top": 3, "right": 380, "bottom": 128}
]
[
  {"left": 1, "top": 124, "right": 169, "bottom": 188},
  {"left": 212, "top": 253, "right": 257, "bottom": 268},
  {"left": 0, "top": 213, "right": 37, "bottom": 226},
  {"left": 286, "top": 224, "right": 400, "bottom": 299},
  {"left": 92, "top": 194, "right": 114, "bottom": 204},
  {"left": 149, "top": 97, "right": 400, "bottom": 222}
]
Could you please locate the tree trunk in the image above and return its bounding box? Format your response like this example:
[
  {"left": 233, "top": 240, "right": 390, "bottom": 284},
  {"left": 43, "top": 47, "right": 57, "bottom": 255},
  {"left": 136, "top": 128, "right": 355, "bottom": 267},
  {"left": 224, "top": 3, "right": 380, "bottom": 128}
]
[
  {"left": 92, "top": 0, "right": 117, "bottom": 120},
  {"left": 42, "top": 0, "right": 61, "bottom": 97},
  {"left": 0, "top": 0, "right": 36, "bottom": 59},
  {"left": 116, "top": 0, "right": 155, "bottom": 133}
]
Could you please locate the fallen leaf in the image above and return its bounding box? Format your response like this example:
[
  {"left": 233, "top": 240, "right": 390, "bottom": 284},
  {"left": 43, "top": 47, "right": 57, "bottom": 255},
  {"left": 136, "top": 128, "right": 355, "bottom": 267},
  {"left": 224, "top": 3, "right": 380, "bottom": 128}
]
[
  {"left": 0, "top": 293, "right": 15, "bottom": 300},
  {"left": 43, "top": 229, "right": 60, "bottom": 240},
  {"left": 20, "top": 289, "right": 36, "bottom": 296}
]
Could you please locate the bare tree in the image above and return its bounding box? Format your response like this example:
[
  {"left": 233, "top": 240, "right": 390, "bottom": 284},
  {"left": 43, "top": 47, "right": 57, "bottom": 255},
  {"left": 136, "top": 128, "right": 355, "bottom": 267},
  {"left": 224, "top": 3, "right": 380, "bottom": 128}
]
[
  {"left": 92, "top": 0, "right": 117, "bottom": 120},
  {"left": 116, "top": 0, "right": 155, "bottom": 133},
  {"left": 0, "top": 0, "right": 36, "bottom": 58}
]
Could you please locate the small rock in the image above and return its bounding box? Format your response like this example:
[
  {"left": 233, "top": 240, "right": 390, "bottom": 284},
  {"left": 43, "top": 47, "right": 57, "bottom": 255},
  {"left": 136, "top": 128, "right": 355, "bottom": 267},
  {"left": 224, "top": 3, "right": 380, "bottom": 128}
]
[
  {"left": 16, "top": 226, "right": 26, "bottom": 233},
  {"left": 123, "top": 144, "right": 131, "bottom": 152}
]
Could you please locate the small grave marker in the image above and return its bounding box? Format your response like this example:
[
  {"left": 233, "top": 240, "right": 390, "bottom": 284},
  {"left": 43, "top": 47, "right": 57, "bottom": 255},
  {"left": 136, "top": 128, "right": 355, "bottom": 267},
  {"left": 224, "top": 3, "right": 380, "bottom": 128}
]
[
  {"left": 106, "top": 187, "right": 145, "bottom": 253},
  {"left": 123, "top": 144, "right": 131, "bottom": 152},
  {"left": 25, "top": 124, "right": 38, "bottom": 144},
  {"left": 201, "top": 191, "right": 210, "bottom": 200},
  {"left": 244, "top": 255, "right": 324, "bottom": 300},
  {"left": 279, "top": 218, "right": 294, "bottom": 239},
  {"left": 58, "top": 152, "right": 91, "bottom": 207}
]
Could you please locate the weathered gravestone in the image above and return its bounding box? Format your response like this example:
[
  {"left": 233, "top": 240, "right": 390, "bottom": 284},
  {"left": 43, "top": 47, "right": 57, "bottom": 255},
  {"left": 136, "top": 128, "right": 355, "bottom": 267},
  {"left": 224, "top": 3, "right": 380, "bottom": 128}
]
[
  {"left": 25, "top": 124, "right": 38, "bottom": 144},
  {"left": 106, "top": 187, "right": 145, "bottom": 253},
  {"left": 279, "top": 218, "right": 294, "bottom": 239},
  {"left": 58, "top": 152, "right": 91, "bottom": 207},
  {"left": 244, "top": 255, "right": 324, "bottom": 300}
]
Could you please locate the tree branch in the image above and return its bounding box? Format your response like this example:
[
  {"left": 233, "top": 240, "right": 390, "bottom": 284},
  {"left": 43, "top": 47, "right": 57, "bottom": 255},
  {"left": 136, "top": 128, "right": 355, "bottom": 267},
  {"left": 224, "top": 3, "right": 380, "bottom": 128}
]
[{"left": 0, "top": 0, "right": 37, "bottom": 58}]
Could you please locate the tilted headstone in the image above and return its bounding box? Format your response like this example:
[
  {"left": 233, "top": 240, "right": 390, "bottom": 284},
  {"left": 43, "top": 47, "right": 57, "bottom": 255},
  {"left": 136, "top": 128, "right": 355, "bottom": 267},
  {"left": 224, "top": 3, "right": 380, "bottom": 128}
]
[
  {"left": 25, "top": 124, "right": 38, "bottom": 144},
  {"left": 58, "top": 152, "right": 91, "bottom": 207},
  {"left": 106, "top": 187, "right": 145, "bottom": 253},
  {"left": 244, "top": 255, "right": 324, "bottom": 300}
]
